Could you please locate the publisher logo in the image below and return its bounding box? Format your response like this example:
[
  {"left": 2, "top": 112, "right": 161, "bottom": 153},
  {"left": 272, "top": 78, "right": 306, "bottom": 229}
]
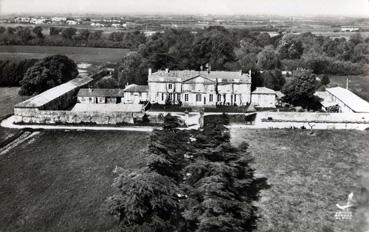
[{"left": 334, "top": 192, "right": 354, "bottom": 220}]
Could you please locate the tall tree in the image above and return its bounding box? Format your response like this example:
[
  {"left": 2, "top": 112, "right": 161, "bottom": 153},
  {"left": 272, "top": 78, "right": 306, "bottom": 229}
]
[
  {"left": 262, "top": 69, "right": 285, "bottom": 91},
  {"left": 79, "top": 29, "right": 90, "bottom": 41},
  {"left": 0, "top": 27, "right": 6, "bottom": 34},
  {"left": 192, "top": 26, "right": 236, "bottom": 70},
  {"left": 61, "top": 27, "right": 77, "bottom": 40},
  {"left": 139, "top": 29, "right": 194, "bottom": 70},
  {"left": 106, "top": 169, "right": 180, "bottom": 232},
  {"left": 16, "top": 27, "right": 33, "bottom": 43},
  {"left": 6, "top": 27, "right": 15, "bottom": 35},
  {"left": 33, "top": 26, "right": 44, "bottom": 39},
  {"left": 49, "top": 27, "right": 62, "bottom": 36},
  {"left": 257, "top": 45, "right": 280, "bottom": 70},
  {"left": 320, "top": 75, "right": 330, "bottom": 86},
  {"left": 236, "top": 40, "right": 262, "bottom": 72},
  {"left": 115, "top": 52, "right": 148, "bottom": 87},
  {"left": 19, "top": 55, "right": 78, "bottom": 96},
  {"left": 256, "top": 32, "right": 272, "bottom": 47},
  {"left": 88, "top": 30, "right": 103, "bottom": 40},
  {"left": 282, "top": 69, "right": 320, "bottom": 110},
  {"left": 277, "top": 34, "right": 304, "bottom": 59}
]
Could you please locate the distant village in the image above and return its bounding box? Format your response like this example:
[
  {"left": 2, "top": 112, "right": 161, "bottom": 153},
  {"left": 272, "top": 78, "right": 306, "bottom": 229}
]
[{"left": 0, "top": 15, "right": 362, "bottom": 35}]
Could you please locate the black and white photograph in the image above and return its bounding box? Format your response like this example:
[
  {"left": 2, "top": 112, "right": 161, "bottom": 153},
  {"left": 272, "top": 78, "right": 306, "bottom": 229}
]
[{"left": 0, "top": 0, "right": 369, "bottom": 231}]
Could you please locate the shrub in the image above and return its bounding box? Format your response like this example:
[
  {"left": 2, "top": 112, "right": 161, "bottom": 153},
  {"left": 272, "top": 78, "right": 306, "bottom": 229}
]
[{"left": 106, "top": 169, "right": 181, "bottom": 232}]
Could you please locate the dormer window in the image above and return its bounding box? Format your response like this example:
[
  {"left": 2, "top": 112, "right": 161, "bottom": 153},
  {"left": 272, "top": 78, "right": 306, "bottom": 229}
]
[{"left": 168, "top": 84, "right": 173, "bottom": 89}]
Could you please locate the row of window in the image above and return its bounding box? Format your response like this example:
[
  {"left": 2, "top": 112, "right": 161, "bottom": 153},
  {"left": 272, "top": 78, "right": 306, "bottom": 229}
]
[{"left": 160, "top": 93, "right": 238, "bottom": 102}]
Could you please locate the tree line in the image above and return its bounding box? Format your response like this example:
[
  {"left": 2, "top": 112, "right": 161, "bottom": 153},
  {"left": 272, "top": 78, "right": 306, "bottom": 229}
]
[
  {"left": 0, "top": 59, "right": 38, "bottom": 86},
  {"left": 106, "top": 114, "right": 267, "bottom": 232},
  {"left": 98, "top": 26, "right": 368, "bottom": 90},
  {"left": 0, "top": 55, "right": 78, "bottom": 96},
  {"left": 0, "top": 26, "right": 146, "bottom": 49}
]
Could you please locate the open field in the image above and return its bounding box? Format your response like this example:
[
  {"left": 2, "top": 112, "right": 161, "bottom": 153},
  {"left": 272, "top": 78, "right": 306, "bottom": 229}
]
[
  {"left": 0, "top": 45, "right": 130, "bottom": 64},
  {"left": 0, "top": 87, "right": 26, "bottom": 117},
  {"left": 0, "top": 87, "right": 28, "bottom": 141},
  {"left": 0, "top": 130, "right": 150, "bottom": 232},
  {"left": 329, "top": 75, "right": 369, "bottom": 101},
  {"left": 230, "top": 128, "right": 369, "bottom": 232}
]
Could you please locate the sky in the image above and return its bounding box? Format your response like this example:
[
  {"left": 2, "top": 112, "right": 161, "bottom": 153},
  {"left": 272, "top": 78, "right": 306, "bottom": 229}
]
[{"left": 1, "top": 0, "right": 369, "bottom": 16}]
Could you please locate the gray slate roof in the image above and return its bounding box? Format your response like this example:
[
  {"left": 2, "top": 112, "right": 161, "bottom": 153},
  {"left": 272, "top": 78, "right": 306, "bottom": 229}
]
[
  {"left": 326, "top": 87, "right": 369, "bottom": 113},
  {"left": 123, "top": 84, "right": 149, "bottom": 93},
  {"left": 15, "top": 76, "right": 93, "bottom": 108},
  {"left": 252, "top": 87, "right": 276, "bottom": 95},
  {"left": 78, "top": 88, "right": 125, "bottom": 97},
  {"left": 149, "top": 70, "right": 251, "bottom": 84}
]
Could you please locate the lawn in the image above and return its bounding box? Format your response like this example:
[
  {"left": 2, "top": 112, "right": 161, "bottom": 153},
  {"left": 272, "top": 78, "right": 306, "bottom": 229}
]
[
  {"left": 0, "top": 87, "right": 28, "bottom": 141},
  {"left": 0, "top": 130, "right": 150, "bottom": 232},
  {"left": 230, "top": 129, "right": 369, "bottom": 232},
  {"left": 329, "top": 75, "right": 369, "bottom": 102},
  {"left": 0, "top": 45, "right": 130, "bottom": 64}
]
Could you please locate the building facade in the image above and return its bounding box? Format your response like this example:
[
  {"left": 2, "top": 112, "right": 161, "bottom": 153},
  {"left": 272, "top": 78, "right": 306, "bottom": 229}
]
[
  {"left": 77, "top": 89, "right": 125, "bottom": 104},
  {"left": 122, "top": 84, "right": 149, "bottom": 104},
  {"left": 77, "top": 84, "right": 149, "bottom": 105},
  {"left": 148, "top": 69, "right": 252, "bottom": 106},
  {"left": 251, "top": 87, "right": 277, "bottom": 108}
]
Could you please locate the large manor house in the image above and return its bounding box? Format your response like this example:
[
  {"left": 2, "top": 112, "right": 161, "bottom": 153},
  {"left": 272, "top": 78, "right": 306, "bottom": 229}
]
[
  {"left": 148, "top": 69, "right": 252, "bottom": 106},
  {"left": 77, "top": 69, "right": 278, "bottom": 108}
]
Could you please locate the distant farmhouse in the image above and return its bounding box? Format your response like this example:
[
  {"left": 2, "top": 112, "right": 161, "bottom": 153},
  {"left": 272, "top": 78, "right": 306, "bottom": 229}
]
[
  {"left": 340, "top": 27, "right": 360, "bottom": 32},
  {"left": 148, "top": 69, "right": 252, "bottom": 107}
]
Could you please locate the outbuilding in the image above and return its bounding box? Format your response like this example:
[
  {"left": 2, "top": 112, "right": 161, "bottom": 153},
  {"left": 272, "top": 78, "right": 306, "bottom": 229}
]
[
  {"left": 77, "top": 88, "right": 125, "bottom": 104},
  {"left": 320, "top": 87, "right": 369, "bottom": 113},
  {"left": 251, "top": 87, "right": 277, "bottom": 108},
  {"left": 123, "top": 84, "right": 149, "bottom": 104}
]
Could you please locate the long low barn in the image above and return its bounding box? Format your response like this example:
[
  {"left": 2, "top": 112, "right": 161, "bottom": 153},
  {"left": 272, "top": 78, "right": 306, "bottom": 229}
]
[
  {"left": 319, "top": 87, "right": 369, "bottom": 113},
  {"left": 15, "top": 76, "right": 93, "bottom": 111}
]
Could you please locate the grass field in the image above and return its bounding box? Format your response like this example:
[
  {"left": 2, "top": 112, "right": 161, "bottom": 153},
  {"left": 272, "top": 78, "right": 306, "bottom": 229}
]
[
  {"left": 0, "top": 130, "right": 150, "bottom": 232},
  {"left": 329, "top": 75, "right": 369, "bottom": 102},
  {"left": 0, "top": 87, "right": 28, "bottom": 141},
  {"left": 230, "top": 129, "right": 369, "bottom": 232},
  {"left": 0, "top": 45, "right": 130, "bottom": 64}
]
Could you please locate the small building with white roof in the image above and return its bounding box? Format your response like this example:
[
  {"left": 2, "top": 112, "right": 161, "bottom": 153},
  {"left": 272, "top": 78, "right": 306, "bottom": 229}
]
[
  {"left": 251, "top": 87, "right": 277, "bottom": 108},
  {"left": 123, "top": 84, "right": 149, "bottom": 104}
]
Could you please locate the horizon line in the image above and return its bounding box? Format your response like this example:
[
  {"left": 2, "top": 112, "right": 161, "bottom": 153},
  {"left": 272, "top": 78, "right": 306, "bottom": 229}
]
[{"left": 1, "top": 12, "right": 369, "bottom": 18}]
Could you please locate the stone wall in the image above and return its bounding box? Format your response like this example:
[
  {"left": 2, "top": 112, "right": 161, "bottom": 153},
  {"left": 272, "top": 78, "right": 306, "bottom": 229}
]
[
  {"left": 14, "top": 108, "right": 143, "bottom": 125},
  {"left": 253, "top": 112, "right": 369, "bottom": 130},
  {"left": 40, "top": 88, "right": 79, "bottom": 110}
]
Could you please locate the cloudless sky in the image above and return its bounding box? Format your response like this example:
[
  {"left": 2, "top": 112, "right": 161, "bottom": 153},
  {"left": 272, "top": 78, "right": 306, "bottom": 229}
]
[{"left": 1, "top": 0, "right": 369, "bottom": 16}]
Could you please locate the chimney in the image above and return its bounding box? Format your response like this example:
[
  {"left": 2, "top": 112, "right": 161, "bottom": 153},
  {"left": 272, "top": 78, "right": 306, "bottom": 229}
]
[
  {"left": 249, "top": 70, "right": 252, "bottom": 77},
  {"left": 208, "top": 65, "right": 211, "bottom": 74},
  {"left": 200, "top": 65, "right": 203, "bottom": 71},
  {"left": 148, "top": 68, "right": 152, "bottom": 76},
  {"left": 165, "top": 68, "right": 169, "bottom": 73}
]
